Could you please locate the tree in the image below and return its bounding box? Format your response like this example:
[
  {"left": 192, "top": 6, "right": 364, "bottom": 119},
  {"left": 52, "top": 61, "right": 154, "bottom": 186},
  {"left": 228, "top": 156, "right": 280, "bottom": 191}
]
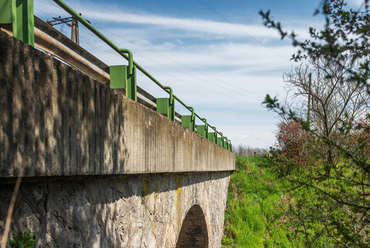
[
  {"left": 260, "top": 0, "right": 370, "bottom": 246},
  {"left": 283, "top": 58, "right": 369, "bottom": 171}
]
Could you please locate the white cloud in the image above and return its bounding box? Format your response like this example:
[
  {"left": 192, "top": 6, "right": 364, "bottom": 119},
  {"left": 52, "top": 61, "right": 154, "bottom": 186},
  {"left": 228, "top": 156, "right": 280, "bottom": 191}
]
[{"left": 35, "top": 0, "right": 310, "bottom": 41}]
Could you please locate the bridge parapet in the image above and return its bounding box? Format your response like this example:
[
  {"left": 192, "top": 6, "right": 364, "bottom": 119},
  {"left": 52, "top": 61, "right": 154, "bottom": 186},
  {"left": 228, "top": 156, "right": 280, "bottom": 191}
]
[{"left": 0, "top": 30, "right": 234, "bottom": 178}]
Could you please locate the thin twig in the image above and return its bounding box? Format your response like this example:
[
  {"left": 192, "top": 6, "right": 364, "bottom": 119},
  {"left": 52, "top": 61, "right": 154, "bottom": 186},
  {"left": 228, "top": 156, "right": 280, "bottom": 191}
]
[{"left": 1, "top": 176, "right": 22, "bottom": 248}]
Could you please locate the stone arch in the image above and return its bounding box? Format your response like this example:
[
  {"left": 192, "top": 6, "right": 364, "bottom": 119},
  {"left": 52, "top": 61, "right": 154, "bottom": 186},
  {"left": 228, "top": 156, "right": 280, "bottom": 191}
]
[{"left": 176, "top": 204, "right": 209, "bottom": 248}]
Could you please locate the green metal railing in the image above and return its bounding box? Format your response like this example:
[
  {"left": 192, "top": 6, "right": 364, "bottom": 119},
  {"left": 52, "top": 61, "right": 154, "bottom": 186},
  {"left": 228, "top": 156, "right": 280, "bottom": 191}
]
[{"left": 0, "top": 0, "right": 232, "bottom": 151}]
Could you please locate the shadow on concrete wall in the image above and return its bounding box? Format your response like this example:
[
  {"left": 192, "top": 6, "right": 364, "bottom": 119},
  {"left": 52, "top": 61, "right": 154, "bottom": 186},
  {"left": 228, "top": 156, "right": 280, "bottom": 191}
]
[{"left": 0, "top": 30, "right": 128, "bottom": 178}]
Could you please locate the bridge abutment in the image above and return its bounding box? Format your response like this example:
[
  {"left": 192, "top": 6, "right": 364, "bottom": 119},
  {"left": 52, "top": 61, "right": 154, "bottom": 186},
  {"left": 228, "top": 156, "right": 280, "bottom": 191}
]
[{"left": 0, "top": 172, "right": 230, "bottom": 247}]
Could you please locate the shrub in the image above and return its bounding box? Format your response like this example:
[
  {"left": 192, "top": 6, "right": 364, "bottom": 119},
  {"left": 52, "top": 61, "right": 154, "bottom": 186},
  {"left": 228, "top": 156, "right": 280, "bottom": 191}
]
[
  {"left": 8, "top": 232, "right": 35, "bottom": 248},
  {"left": 268, "top": 121, "right": 315, "bottom": 172}
]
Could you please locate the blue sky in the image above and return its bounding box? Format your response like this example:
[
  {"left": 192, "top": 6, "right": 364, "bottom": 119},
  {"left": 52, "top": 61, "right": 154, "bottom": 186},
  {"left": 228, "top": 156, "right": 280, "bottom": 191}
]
[{"left": 33, "top": 0, "right": 363, "bottom": 148}]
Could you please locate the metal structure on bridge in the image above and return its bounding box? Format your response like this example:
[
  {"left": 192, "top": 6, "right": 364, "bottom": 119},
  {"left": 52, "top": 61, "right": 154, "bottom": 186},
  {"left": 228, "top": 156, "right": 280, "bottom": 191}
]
[{"left": 0, "top": 0, "right": 232, "bottom": 151}]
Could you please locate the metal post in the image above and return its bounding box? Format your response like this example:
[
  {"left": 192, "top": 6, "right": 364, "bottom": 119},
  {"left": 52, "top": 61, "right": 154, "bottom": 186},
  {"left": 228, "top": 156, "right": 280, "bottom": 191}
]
[
  {"left": 157, "top": 98, "right": 169, "bottom": 117},
  {"left": 181, "top": 106, "right": 195, "bottom": 131},
  {"left": 110, "top": 49, "right": 137, "bottom": 101},
  {"left": 165, "top": 87, "right": 175, "bottom": 121},
  {"left": 109, "top": 65, "right": 137, "bottom": 101},
  {"left": 157, "top": 86, "right": 175, "bottom": 121},
  {"left": 0, "top": 0, "right": 34, "bottom": 46},
  {"left": 208, "top": 126, "right": 217, "bottom": 143},
  {"left": 208, "top": 132, "right": 216, "bottom": 143},
  {"left": 181, "top": 116, "right": 195, "bottom": 131},
  {"left": 110, "top": 65, "right": 125, "bottom": 89},
  {"left": 126, "top": 65, "right": 137, "bottom": 101},
  {"left": 71, "top": 17, "right": 79, "bottom": 45},
  {"left": 217, "top": 132, "right": 223, "bottom": 146},
  {"left": 223, "top": 137, "right": 228, "bottom": 149},
  {"left": 196, "top": 118, "right": 208, "bottom": 139}
]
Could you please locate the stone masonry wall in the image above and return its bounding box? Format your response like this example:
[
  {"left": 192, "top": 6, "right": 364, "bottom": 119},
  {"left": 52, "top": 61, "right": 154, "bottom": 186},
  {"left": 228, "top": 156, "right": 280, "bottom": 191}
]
[{"left": 0, "top": 172, "right": 230, "bottom": 247}]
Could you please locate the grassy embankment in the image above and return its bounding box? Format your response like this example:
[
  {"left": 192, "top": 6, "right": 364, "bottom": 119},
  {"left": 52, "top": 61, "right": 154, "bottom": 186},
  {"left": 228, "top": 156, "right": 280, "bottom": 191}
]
[{"left": 221, "top": 155, "right": 330, "bottom": 247}]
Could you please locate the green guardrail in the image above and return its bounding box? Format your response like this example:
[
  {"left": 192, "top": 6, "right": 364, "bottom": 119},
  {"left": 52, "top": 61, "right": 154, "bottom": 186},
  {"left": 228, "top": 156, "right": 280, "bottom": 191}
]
[{"left": 0, "top": 0, "right": 232, "bottom": 151}]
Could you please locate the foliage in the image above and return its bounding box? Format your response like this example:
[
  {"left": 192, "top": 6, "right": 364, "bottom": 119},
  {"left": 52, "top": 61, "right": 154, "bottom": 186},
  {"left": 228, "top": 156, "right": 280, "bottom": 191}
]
[
  {"left": 281, "top": 58, "right": 369, "bottom": 171},
  {"left": 285, "top": 161, "right": 370, "bottom": 247},
  {"left": 222, "top": 155, "right": 333, "bottom": 247},
  {"left": 274, "top": 121, "right": 313, "bottom": 170},
  {"left": 349, "top": 118, "right": 370, "bottom": 156},
  {"left": 223, "top": 155, "right": 370, "bottom": 247},
  {"left": 8, "top": 232, "right": 35, "bottom": 248},
  {"left": 259, "top": 0, "right": 369, "bottom": 246}
]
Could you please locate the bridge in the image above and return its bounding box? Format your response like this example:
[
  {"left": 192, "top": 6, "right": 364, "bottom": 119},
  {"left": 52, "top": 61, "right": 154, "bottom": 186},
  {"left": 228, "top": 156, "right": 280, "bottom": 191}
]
[{"left": 0, "top": 1, "right": 235, "bottom": 247}]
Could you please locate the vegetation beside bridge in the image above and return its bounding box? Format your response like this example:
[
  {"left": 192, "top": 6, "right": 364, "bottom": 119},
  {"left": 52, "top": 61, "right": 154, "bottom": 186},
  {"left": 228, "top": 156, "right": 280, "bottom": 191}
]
[{"left": 222, "top": 154, "right": 369, "bottom": 247}]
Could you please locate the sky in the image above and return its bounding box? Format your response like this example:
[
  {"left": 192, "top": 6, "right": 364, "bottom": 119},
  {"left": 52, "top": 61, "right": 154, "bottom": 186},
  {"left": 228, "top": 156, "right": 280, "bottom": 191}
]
[{"left": 33, "top": 0, "right": 364, "bottom": 149}]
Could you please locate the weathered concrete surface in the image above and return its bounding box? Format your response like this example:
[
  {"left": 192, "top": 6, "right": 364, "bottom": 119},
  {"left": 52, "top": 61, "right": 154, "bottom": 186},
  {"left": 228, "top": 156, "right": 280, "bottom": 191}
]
[
  {"left": 0, "top": 30, "right": 235, "bottom": 177},
  {"left": 0, "top": 172, "right": 230, "bottom": 247}
]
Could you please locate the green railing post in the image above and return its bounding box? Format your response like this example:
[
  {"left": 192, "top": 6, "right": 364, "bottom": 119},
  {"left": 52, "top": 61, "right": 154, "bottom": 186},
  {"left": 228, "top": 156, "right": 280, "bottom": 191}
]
[
  {"left": 166, "top": 86, "right": 175, "bottom": 121},
  {"left": 208, "top": 126, "right": 217, "bottom": 143},
  {"left": 0, "top": 0, "right": 34, "bottom": 46},
  {"left": 223, "top": 137, "right": 228, "bottom": 149},
  {"left": 109, "top": 64, "right": 137, "bottom": 101},
  {"left": 197, "top": 125, "right": 206, "bottom": 138},
  {"left": 109, "top": 49, "right": 137, "bottom": 101},
  {"left": 157, "top": 98, "right": 169, "bottom": 116},
  {"left": 217, "top": 132, "right": 223, "bottom": 146},
  {"left": 196, "top": 118, "right": 208, "bottom": 139},
  {"left": 207, "top": 132, "right": 216, "bottom": 143},
  {"left": 181, "top": 106, "right": 195, "bottom": 131},
  {"left": 126, "top": 65, "right": 137, "bottom": 101},
  {"left": 110, "top": 65, "right": 125, "bottom": 89},
  {"left": 157, "top": 86, "right": 175, "bottom": 121},
  {"left": 228, "top": 139, "right": 232, "bottom": 151}
]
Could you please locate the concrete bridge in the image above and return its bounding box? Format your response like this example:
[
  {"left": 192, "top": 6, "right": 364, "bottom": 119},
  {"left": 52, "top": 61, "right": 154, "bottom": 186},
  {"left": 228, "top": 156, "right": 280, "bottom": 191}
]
[{"left": 0, "top": 5, "right": 234, "bottom": 248}]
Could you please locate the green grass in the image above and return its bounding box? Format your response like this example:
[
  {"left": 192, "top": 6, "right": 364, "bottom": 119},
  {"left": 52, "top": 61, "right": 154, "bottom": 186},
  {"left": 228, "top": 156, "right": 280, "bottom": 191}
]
[
  {"left": 222, "top": 155, "right": 332, "bottom": 248},
  {"left": 222, "top": 155, "right": 293, "bottom": 247}
]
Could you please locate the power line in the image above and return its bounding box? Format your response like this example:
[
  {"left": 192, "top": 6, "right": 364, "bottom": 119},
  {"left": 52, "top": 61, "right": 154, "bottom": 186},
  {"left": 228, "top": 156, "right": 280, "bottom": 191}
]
[
  {"left": 133, "top": 56, "right": 263, "bottom": 108},
  {"left": 90, "top": 23, "right": 265, "bottom": 100},
  {"left": 198, "top": 0, "right": 292, "bottom": 64}
]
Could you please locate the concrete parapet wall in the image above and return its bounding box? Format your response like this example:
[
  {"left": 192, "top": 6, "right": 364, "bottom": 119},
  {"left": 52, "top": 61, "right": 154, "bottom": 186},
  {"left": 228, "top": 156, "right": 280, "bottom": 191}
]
[
  {"left": 0, "top": 171, "right": 230, "bottom": 247},
  {"left": 0, "top": 30, "right": 235, "bottom": 177}
]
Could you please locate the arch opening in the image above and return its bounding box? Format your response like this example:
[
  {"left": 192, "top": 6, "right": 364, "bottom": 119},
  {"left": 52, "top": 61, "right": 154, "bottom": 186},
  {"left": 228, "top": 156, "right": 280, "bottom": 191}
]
[{"left": 176, "top": 204, "right": 209, "bottom": 248}]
